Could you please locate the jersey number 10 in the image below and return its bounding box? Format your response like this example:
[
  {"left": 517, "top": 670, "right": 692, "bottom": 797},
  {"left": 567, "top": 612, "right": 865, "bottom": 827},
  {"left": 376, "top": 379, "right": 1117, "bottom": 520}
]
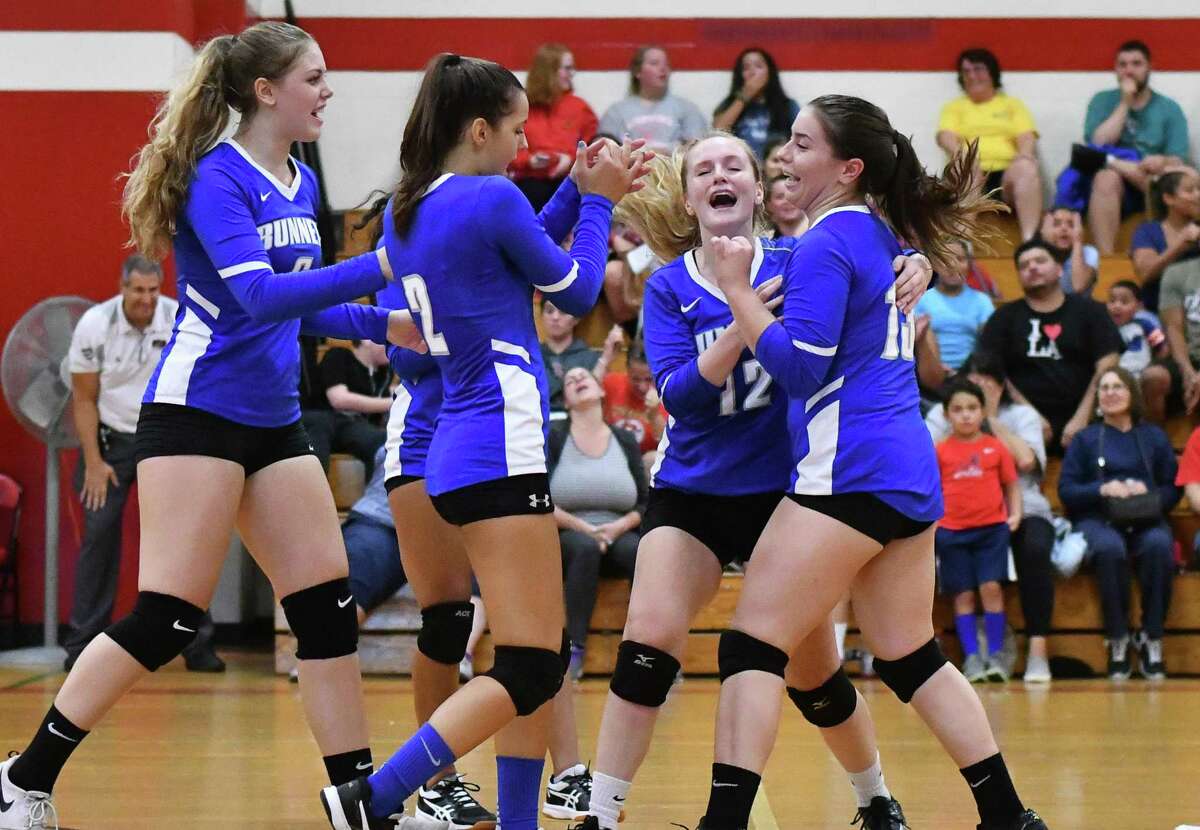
[
  {"left": 881, "top": 284, "right": 916, "bottom": 361},
  {"left": 401, "top": 275, "right": 450, "bottom": 356}
]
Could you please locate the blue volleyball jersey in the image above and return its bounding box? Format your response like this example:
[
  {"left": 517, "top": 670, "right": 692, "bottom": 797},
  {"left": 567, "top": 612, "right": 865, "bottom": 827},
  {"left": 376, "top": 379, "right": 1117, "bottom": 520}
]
[
  {"left": 755, "top": 206, "right": 943, "bottom": 521},
  {"left": 144, "top": 138, "right": 390, "bottom": 427},
  {"left": 643, "top": 237, "right": 796, "bottom": 495},
  {"left": 382, "top": 346, "right": 441, "bottom": 481},
  {"left": 377, "top": 175, "right": 611, "bottom": 495}
]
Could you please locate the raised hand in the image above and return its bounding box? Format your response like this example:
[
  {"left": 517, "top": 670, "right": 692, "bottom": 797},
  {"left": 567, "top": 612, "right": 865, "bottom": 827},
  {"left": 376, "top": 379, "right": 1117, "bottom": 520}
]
[{"left": 709, "top": 235, "right": 756, "bottom": 296}]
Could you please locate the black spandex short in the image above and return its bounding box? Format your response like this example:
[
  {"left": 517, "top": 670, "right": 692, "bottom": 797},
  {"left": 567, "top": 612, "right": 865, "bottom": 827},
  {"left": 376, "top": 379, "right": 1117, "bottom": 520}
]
[
  {"left": 983, "top": 169, "right": 1005, "bottom": 194},
  {"left": 135, "top": 403, "right": 315, "bottom": 476},
  {"left": 786, "top": 492, "right": 933, "bottom": 546},
  {"left": 641, "top": 487, "right": 783, "bottom": 567},
  {"left": 384, "top": 474, "right": 424, "bottom": 494},
  {"left": 430, "top": 473, "right": 554, "bottom": 527}
]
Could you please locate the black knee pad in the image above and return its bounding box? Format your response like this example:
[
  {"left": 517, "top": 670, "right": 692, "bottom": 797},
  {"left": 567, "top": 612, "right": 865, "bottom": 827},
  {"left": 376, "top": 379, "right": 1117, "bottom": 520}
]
[
  {"left": 610, "top": 640, "right": 680, "bottom": 707},
  {"left": 105, "top": 591, "right": 206, "bottom": 671},
  {"left": 787, "top": 668, "right": 859, "bottom": 728},
  {"left": 281, "top": 578, "right": 358, "bottom": 661},
  {"left": 559, "top": 630, "right": 572, "bottom": 672},
  {"left": 484, "top": 646, "right": 564, "bottom": 716},
  {"left": 718, "top": 629, "right": 789, "bottom": 682},
  {"left": 873, "top": 638, "right": 948, "bottom": 703},
  {"left": 417, "top": 601, "right": 474, "bottom": 665}
]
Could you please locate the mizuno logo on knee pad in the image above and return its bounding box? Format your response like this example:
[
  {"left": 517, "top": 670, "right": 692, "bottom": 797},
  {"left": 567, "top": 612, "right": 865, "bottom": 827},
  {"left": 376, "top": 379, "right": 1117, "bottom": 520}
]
[{"left": 634, "top": 654, "right": 656, "bottom": 668}]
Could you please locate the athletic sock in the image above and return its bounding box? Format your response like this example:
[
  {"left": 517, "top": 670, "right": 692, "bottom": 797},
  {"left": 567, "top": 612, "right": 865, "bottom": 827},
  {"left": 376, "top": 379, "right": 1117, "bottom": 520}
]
[
  {"left": 324, "top": 747, "right": 373, "bottom": 786},
  {"left": 496, "top": 756, "right": 543, "bottom": 830},
  {"left": 984, "top": 612, "right": 1006, "bottom": 657},
  {"left": 703, "top": 762, "right": 760, "bottom": 830},
  {"left": 833, "top": 622, "right": 848, "bottom": 660},
  {"left": 960, "top": 752, "right": 1024, "bottom": 827},
  {"left": 589, "top": 770, "right": 631, "bottom": 829},
  {"left": 847, "top": 753, "right": 890, "bottom": 808},
  {"left": 955, "top": 613, "right": 979, "bottom": 657},
  {"left": 8, "top": 705, "right": 90, "bottom": 793},
  {"left": 367, "top": 723, "right": 455, "bottom": 818}
]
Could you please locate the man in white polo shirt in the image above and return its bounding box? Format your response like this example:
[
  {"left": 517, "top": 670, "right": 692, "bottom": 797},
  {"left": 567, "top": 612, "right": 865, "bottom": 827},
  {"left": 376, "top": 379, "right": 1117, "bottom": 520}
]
[{"left": 62, "top": 254, "right": 223, "bottom": 672}]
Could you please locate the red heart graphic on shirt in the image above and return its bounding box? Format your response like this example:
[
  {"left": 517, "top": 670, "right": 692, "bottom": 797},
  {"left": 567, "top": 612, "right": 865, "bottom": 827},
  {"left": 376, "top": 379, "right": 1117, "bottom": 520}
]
[{"left": 1042, "top": 323, "right": 1063, "bottom": 341}]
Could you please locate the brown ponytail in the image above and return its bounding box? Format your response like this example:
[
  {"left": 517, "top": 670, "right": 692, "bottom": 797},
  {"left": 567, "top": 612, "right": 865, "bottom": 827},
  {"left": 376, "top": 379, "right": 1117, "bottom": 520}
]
[
  {"left": 391, "top": 53, "right": 524, "bottom": 237},
  {"left": 807, "top": 94, "right": 1004, "bottom": 268},
  {"left": 121, "top": 22, "right": 314, "bottom": 258}
]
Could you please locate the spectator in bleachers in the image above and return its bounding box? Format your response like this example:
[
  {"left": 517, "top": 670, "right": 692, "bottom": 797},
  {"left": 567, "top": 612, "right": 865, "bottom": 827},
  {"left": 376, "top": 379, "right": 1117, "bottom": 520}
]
[
  {"left": 1038, "top": 206, "right": 1099, "bottom": 295},
  {"left": 1075, "top": 40, "right": 1191, "bottom": 254},
  {"left": 550, "top": 367, "right": 645, "bottom": 680},
  {"left": 1058, "top": 366, "right": 1179, "bottom": 680},
  {"left": 342, "top": 446, "right": 408, "bottom": 622},
  {"left": 510, "top": 43, "right": 598, "bottom": 211},
  {"left": 936, "top": 48, "right": 1042, "bottom": 241},
  {"left": 764, "top": 175, "right": 807, "bottom": 239},
  {"left": 540, "top": 299, "right": 620, "bottom": 412},
  {"left": 605, "top": 222, "right": 656, "bottom": 326},
  {"left": 62, "top": 254, "right": 222, "bottom": 673},
  {"left": 914, "top": 239, "right": 994, "bottom": 374},
  {"left": 1158, "top": 256, "right": 1200, "bottom": 413},
  {"left": 762, "top": 137, "right": 787, "bottom": 180},
  {"left": 914, "top": 313, "right": 949, "bottom": 404},
  {"left": 1130, "top": 169, "right": 1200, "bottom": 312},
  {"left": 711, "top": 47, "right": 799, "bottom": 160},
  {"left": 301, "top": 340, "right": 391, "bottom": 475},
  {"left": 1174, "top": 426, "right": 1200, "bottom": 564},
  {"left": 1107, "top": 279, "right": 1171, "bottom": 422},
  {"left": 598, "top": 45, "right": 707, "bottom": 155},
  {"left": 926, "top": 350, "right": 1056, "bottom": 683},
  {"left": 934, "top": 379, "right": 1022, "bottom": 683},
  {"left": 956, "top": 238, "right": 1002, "bottom": 300},
  {"left": 602, "top": 342, "right": 666, "bottom": 460},
  {"left": 979, "top": 238, "right": 1123, "bottom": 453}
]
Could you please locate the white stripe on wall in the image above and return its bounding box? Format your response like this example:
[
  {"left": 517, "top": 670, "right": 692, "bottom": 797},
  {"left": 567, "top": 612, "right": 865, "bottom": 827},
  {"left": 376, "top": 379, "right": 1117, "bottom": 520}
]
[{"left": 0, "top": 31, "right": 193, "bottom": 92}]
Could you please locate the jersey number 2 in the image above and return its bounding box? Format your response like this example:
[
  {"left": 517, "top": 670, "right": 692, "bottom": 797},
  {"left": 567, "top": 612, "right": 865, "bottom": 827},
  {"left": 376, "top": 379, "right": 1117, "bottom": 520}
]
[
  {"left": 719, "top": 359, "right": 773, "bottom": 416},
  {"left": 880, "top": 284, "right": 915, "bottom": 361},
  {"left": 401, "top": 274, "right": 449, "bottom": 356}
]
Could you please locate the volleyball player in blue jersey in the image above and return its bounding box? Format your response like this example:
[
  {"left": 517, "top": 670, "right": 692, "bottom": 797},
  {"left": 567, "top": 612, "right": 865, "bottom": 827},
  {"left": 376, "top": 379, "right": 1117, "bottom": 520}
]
[
  {"left": 574, "top": 135, "right": 932, "bottom": 830},
  {"left": 320, "top": 54, "right": 649, "bottom": 830},
  {"left": 701, "top": 96, "right": 1048, "bottom": 830},
  {"left": 0, "top": 23, "right": 425, "bottom": 830}
]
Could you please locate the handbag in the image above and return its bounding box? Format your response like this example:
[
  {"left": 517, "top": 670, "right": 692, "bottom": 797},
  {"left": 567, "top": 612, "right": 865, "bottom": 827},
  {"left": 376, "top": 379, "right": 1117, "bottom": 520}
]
[{"left": 1097, "top": 426, "right": 1162, "bottom": 529}]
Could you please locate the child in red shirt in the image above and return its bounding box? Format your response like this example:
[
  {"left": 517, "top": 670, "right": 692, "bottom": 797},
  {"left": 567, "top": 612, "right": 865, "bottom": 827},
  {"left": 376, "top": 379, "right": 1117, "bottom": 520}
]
[
  {"left": 603, "top": 347, "right": 666, "bottom": 455},
  {"left": 936, "top": 379, "right": 1022, "bottom": 683}
]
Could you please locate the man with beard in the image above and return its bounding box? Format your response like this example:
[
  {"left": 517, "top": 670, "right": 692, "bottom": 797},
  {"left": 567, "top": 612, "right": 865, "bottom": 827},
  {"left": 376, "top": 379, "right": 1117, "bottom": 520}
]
[{"left": 1076, "top": 40, "right": 1191, "bottom": 254}]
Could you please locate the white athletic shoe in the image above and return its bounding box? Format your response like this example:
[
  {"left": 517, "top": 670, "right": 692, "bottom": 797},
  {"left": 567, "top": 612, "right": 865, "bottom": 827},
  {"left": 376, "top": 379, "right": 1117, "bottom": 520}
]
[{"left": 0, "top": 754, "right": 58, "bottom": 830}]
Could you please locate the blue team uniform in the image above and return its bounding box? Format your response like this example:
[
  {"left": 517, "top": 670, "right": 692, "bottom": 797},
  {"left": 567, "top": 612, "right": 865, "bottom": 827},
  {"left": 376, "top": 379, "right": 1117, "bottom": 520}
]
[
  {"left": 382, "top": 346, "right": 441, "bottom": 481},
  {"left": 378, "top": 175, "right": 612, "bottom": 496},
  {"left": 755, "top": 206, "right": 943, "bottom": 521},
  {"left": 144, "top": 138, "right": 392, "bottom": 427},
  {"left": 643, "top": 237, "right": 796, "bottom": 495}
]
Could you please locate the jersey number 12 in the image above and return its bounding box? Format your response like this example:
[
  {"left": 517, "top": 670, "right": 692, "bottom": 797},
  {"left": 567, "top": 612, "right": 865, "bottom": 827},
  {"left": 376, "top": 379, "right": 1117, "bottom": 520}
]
[
  {"left": 401, "top": 274, "right": 449, "bottom": 356},
  {"left": 880, "top": 284, "right": 915, "bottom": 361}
]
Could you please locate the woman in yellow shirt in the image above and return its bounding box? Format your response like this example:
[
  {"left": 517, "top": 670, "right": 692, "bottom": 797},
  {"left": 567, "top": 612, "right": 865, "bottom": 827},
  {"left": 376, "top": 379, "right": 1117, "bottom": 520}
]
[{"left": 938, "top": 48, "right": 1043, "bottom": 241}]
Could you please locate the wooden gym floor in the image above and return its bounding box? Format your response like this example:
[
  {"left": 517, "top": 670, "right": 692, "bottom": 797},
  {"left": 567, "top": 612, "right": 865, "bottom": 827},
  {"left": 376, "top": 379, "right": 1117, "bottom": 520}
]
[{"left": 1, "top": 652, "right": 1197, "bottom": 829}]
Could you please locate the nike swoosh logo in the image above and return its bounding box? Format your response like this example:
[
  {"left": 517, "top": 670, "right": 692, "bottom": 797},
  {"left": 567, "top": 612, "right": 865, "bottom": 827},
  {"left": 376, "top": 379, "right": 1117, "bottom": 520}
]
[
  {"left": 356, "top": 761, "right": 372, "bottom": 771},
  {"left": 613, "top": 796, "right": 626, "bottom": 803},
  {"left": 48, "top": 722, "right": 79, "bottom": 743},
  {"left": 260, "top": 191, "right": 271, "bottom": 202},
  {"left": 338, "top": 596, "right": 354, "bottom": 609},
  {"left": 420, "top": 736, "right": 442, "bottom": 766},
  {"left": 173, "top": 620, "right": 196, "bottom": 633},
  {"left": 969, "top": 775, "right": 991, "bottom": 788},
  {"left": 0, "top": 786, "right": 12, "bottom": 812},
  {"left": 680, "top": 298, "right": 700, "bottom": 313},
  {"left": 711, "top": 781, "right": 738, "bottom": 788}
]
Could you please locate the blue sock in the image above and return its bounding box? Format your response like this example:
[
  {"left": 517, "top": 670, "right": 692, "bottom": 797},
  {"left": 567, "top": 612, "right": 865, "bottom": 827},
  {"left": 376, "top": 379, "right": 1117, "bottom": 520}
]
[
  {"left": 367, "top": 723, "right": 455, "bottom": 818},
  {"left": 496, "top": 755, "right": 544, "bottom": 830},
  {"left": 984, "top": 611, "right": 1006, "bottom": 656},
  {"left": 955, "top": 613, "right": 978, "bottom": 656}
]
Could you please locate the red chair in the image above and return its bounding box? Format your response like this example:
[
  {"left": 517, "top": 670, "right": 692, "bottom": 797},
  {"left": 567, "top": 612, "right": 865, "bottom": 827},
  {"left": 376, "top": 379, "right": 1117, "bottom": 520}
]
[{"left": 0, "top": 474, "right": 22, "bottom": 646}]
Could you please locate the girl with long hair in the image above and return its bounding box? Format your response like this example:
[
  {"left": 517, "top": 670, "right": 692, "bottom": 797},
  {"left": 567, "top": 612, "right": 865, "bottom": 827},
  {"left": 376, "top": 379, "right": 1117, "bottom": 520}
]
[{"left": 713, "top": 47, "right": 800, "bottom": 160}]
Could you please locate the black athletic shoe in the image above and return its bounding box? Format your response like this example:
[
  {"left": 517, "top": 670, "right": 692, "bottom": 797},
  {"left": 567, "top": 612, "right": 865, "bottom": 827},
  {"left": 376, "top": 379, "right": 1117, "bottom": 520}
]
[
  {"left": 568, "top": 815, "right": 601, "bottom": 830},
  {"left": 183, "top": 644, "right": 226, "bottom": 673},
  {"left": 1106, "top": 635, "right": 1131, "bottom": 680},
  {"left": 977, "top": 809, "right": 1049, "bottom": 830},
  {"left": 543, "top": 763, "right": 592, "bottom": 820},
  {"left": 320, "top": 777, "right": 409, "bottom": 830},
  {"left": 1070, "top": 143, "right": 1107, "bottom": 175},
  {"left": 852, "top": 796, "right": 910, "bottom": 829},
  {"left": 1133, "top": 630, "right": 1167, "bottom": 680},
  {"left": 415, "top": 773, "right": 497, "bottom": 829}
]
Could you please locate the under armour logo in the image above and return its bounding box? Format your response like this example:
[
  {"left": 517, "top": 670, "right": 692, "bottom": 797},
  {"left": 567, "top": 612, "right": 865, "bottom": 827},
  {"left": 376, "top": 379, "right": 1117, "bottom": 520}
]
[
  {"left": 634, "top": 653, "right": 656, "bottom": 668},
  {"left": 811, "top": 696, "right": 831, "bottom": 710},
  {"left": 529, "top": 494, "right": 551, "bottom": 508}
]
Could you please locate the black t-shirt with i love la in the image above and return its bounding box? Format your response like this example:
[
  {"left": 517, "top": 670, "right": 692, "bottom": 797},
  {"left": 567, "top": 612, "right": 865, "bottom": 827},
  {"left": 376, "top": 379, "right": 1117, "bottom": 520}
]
[{"left": 979, "top": 293, "right": 1124, "bottom": 430}]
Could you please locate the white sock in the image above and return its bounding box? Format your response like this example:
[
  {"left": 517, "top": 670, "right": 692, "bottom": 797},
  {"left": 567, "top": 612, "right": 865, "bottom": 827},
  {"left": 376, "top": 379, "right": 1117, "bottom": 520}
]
[
  {"left": 551, "top": 762, "right": 587, "bottom": 783},
  {"left": 848, "top": 753, "right": 890, "bottom": 808},
  {"left": 589, "top": 771, "right": 631, "bottom": 830},
  {"left": 834, "top": 623, "right": 848, "bottom": 659}
]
